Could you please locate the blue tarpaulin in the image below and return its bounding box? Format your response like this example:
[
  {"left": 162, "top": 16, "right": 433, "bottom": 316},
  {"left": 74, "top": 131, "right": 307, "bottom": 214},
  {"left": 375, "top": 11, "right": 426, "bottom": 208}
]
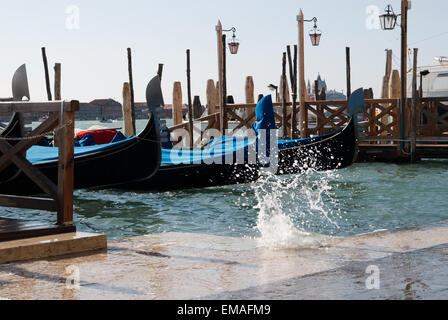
[
  {"left": 27, "top": 136, "right": 135, "bottom": 164},
  {"left": 26, "top": 94, "right": 337, "bottom": 166}
]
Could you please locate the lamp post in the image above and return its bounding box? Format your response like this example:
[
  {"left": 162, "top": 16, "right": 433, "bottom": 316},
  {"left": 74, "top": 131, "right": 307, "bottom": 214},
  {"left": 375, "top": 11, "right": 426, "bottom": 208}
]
[
  {"left": 216, "top": 21, "right": 239, "bottom": 132},
  {"left": 379, "top": 0, "right": 411, "bottom": 153},
  {"left": 419, "top": 70, "right": 430, "bottom": 99},
  {"left": 297, "top": 10, "right": 322, "bottom": 138}
]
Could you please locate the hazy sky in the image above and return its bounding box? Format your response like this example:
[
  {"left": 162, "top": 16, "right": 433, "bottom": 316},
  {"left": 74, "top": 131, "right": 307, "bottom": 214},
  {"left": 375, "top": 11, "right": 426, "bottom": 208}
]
[{"left": 1, "top": 0, "right": 447, "bottom": 104}]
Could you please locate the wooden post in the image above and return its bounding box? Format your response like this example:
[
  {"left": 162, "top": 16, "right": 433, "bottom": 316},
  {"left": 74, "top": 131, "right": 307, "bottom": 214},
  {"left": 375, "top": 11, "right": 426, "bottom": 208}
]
[
  {"left": 314, "top": 80, "right": 323, "bottom": 135},
  {"left": 122, "top": 82, "right": 135, "bottom": 136},
  {"left": 216, "top": 20, "right": 224, "bottom": 110},
  {"left": 186, "top": 49, "right": 194, "bottom": 147},
  {"left": 52, "top": 63, "right": 63, "bottom": 147},
  {"left": 41, "top": 47, "right": 52, "bottom": 101},
  {"left": 410, "top": 48, "right": 418, "bottom": 163},
  {"left": 57, "top": 102, "right": 76, "bottom": 226},
  {"left": 400, "top": 0, "right": 409, "bottom": 153},
  {"left": 279, "top": 75, "right": 290, "bottom": 103},
  {"left": 245, "top": 76, "right": 255, "bottom": 119},
  {"left": 221, "top": 35, "right": 228, "bottom": 134},
  {"left": 157, "top": 64, "right": 164, "bottom": 81},
  {"left": 173, "top": 81, "right": 183, "bottom": 126},
  {"left": 206, "top": 79, "right": 218, "bottom": 116},
  {"left": 297, "top": 10, "right": 308, "bottom": 138},
  {"left": 287, "top": 45, "right": 298, "bottom": 139},
  {"left": 54, "top": 63, "right": 61, "bottom": 100},
  {"left": 245, "top": 76, "right": 255, "bottom": 104},
  {"left": 381, "top": 50, "right": 393, "bottom": 98},
  {"left": 281, "top": 52, "right": 288, "bottom": 138},
  {"left": 389, "top": 70, "right": 401, "bottom": 99},
  {"left": 127, "top": 48, "right": 136, "bottom": 134},
  {"left": 346, "top": 47, "right": 351, "bottom": 99}
]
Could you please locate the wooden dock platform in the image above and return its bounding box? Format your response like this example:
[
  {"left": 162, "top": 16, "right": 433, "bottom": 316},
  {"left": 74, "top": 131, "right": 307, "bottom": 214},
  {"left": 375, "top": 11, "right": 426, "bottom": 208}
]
[
  {"left": 0, "top": 232, "right": 107, "bottom": 265},
  {"left": 0, "top": 218, "right": 76, "bottom": 242},
  {"left": 359, "top": 142, "right": 448, "bottom": 162},
  {"left": 0, "top": 100, "right": 106, "bottom": 261}
]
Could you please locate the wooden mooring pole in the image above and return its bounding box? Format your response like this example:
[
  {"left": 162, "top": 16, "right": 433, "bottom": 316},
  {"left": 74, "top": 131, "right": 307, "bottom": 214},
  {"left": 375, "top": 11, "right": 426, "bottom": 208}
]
[
  {"left": 287, "top": 45, "right": 298, "bottom": 139},
  {"left": 54, "top": 63, "right": 61, "bottom": 101},
  {"left": 173, "top": 82, "right": 183, "bottom": 126},
  {"left": 186, "top": 49, "right": 194, "bottom": 147},
  {"left": 127, "top": 48, "right": 136, "bottom": 134},
  {"left": 399, "top": 0, "right": 410, "bottom": 154},
  {"left": 281, "top": 52, "right": 287, "bottom": 138},
  {"left": 41, "top": 47, "right": 52, "bottom": 101},
  {"left": 297, "top": 9, "right": 308, "bottom": 138},
  {"left": 122, "top": 82, "right": 135, "bottom": 136},
  {"left": 410, "top": 48, "right": 418, "bottom": 163},
  {"left": 216, "top": 20, "right": 224, "bottom": 111},
  {"left": 382, "top": 50, "right": 393, "bottom": 98},
  {"left": 346, "top": 47, "right": 351, "bottom": 99},
  {"left": 57, "top": 103, "right": 76, "bottom": 226},
  {"left": 221, "top": 35, "right": 228, "bottom": 135},
  {"left": 245, "top": 76, "right": 255, "bottom": 119}
]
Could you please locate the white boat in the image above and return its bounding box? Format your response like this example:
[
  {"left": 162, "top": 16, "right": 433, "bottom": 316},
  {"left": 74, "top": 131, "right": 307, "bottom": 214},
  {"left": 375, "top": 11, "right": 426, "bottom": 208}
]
[{"left": 407, "top": 57, "right": 448, "bottom": 98}]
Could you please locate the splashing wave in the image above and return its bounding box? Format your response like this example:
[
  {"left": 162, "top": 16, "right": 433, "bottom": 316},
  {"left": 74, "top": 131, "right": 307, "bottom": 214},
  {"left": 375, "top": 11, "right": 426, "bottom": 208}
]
[{"left": 253, "top": 169, "right": 342, "bottom": 249}]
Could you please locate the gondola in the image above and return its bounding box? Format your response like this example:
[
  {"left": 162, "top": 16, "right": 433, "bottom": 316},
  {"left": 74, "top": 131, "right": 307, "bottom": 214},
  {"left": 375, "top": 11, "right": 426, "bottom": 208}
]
[
  {"left": 0, "top": 113, "right": 26, "bottom": 183},
  {"left": 123, "top": 95, "right": 357, "bottom": 191},
  {"left": 0, "top": 112, "right": 161, "bottom": 195}
]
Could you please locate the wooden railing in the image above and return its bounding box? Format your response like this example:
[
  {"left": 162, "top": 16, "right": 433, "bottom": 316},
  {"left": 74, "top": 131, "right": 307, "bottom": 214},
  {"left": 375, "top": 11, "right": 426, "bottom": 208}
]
[
  {"left": 305, "top": 100, "right": 348, "bottom": 136},
  {"left": 0, "top": 100, "right": 79, "bottom": 226},
  {"left": 415, "top": 97, "right": 448, "bottom": 139},
  {"left": 362, "top": 98, "right": 401, "bottom": 142},
  {"left": 169, "top": 112, "right": 220, "bottom": 146},
  {"left": 168, "top": 97, "right": 448, "bottom": 147}
]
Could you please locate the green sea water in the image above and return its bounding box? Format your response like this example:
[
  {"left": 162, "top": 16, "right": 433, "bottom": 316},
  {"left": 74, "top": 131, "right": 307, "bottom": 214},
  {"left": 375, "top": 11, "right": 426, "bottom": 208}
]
[{"left": 3, "top": 120, "right": 447, "bottom": 245}]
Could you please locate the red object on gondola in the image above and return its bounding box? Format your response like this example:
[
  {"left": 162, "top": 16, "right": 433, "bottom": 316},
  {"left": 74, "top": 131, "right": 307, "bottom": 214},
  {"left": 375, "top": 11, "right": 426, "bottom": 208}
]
[{"left": 75, "top": 129, "right": 118, "bottom": 145}]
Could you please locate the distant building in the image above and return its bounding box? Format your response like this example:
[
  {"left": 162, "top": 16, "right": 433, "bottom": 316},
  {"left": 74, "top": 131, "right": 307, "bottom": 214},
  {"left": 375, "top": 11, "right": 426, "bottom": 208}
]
[
  {"left": 326, "top": 90, "right": 347, "bottom": 100},
  {"left": 0, "top": 98, "right": 189, "bottom": 124},
  {"left": 307, "top": 73, "right": 346, "bottom": 101},
  {"left": 76, "top": 99, "right": 186, "bottom": 121}
]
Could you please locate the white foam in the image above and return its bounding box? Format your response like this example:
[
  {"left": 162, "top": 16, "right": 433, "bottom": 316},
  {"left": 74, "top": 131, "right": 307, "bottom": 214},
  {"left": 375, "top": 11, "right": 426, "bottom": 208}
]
[{"left": 253, "top": 169, "right": 341, "bottom": 249}]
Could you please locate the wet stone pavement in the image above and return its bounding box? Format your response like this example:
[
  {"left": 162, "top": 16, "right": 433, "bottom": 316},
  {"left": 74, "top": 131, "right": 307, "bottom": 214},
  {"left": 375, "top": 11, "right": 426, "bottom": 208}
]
[{"left": 0, "top": 221, "right": 448, "bottom": 300}]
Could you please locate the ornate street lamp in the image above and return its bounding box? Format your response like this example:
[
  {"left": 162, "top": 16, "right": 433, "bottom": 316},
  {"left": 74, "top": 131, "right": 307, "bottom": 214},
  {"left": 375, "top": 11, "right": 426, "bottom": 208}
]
[
  {"left": 223, "top": 27, "right": 240, "bottom": 54},
  {"left": 307, "top": 18, "right": 322, "bottom": 46},
  {"left": 379, "top": 1, "right": 411, "bottom": 155},
  {"left": 379, "top": 5, "right": 398, "bottom": 30},
  {"left": 297, "top": 11, "right": 322, "bottom": 139}
]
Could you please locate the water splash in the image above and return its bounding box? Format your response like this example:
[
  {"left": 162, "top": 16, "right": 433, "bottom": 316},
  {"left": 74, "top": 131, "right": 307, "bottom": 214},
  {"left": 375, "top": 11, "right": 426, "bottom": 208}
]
[{"left": 253, "top": 169, "right": 342, "bottom": 249}]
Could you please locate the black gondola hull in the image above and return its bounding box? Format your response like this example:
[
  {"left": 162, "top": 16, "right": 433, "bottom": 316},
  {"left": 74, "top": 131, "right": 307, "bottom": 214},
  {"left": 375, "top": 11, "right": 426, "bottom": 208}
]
[
  {"left": 125, "top": 117, "right": 357, "bottom": 191},
  {"left": 0, "top": 114, "right": 161, "bottom": 195}
]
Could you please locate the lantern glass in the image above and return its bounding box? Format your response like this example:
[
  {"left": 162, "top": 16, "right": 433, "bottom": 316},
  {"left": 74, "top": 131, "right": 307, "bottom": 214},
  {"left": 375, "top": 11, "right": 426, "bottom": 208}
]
[
  {"left": 229, "top": 41, "right": 239, "bottom": 54},
  {"left": 379, "top": 13, "right": 397, "bottom": 30},
  {"left": 309, "top": 31, "right": 322, "bottom": 46}
]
